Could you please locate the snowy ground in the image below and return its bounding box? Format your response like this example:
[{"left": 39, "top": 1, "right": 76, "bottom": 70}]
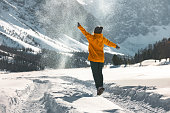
[{"left": 0, "top": 60, "right": 170, "bottom": 113}]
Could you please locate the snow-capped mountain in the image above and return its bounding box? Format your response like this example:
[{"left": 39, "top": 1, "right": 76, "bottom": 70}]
[
  {"left": 0, "top": 0, "right": 120, "bottom": 55},
  {"left": 1, "top": 0, "right": 170, "bottom": 56},
  {"left": 0, "top": 0, "right": 86, "bottom": 53},
  {"left": 0, "top": 18, "right": 75, "bottom": 53},
  {"left": 0, "top": 0, "right": 96, "bottom": 52}
]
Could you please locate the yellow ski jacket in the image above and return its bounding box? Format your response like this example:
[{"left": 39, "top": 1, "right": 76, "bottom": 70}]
[{"left": 78, "top": 25, "right": 117, "bottom": 63}]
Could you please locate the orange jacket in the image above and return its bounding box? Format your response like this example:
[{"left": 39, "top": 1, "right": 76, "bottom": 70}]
[{"left": 78, "top": 25, "right": 117, "bottom": 63}]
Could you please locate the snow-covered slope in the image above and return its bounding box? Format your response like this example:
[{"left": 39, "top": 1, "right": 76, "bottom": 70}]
[
  {"left": 120, "top": 25, "right": 170, "bottom": 55},
  {"left": 0, "top": 19, "right": 75, "bottom": 53},
  {"left": 57, "top": 34, "right": 88, "bottom": 52},
  {"left": 0, "top": 0, "right": 72, "bottom": 53}
]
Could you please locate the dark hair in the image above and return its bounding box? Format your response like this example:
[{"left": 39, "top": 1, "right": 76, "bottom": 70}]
[{"left": 94, "top": 26, "right": 103, "bottom": 34}]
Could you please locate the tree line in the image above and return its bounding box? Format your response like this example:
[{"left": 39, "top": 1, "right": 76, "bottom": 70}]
[
  {"left": 2, "top": 37, "right": 169, "bottom": 71},
  {"left": 0, "top": 45, "right": 43, "bottom": 72},
  {"left": 0, "top": 45, "right": 91, "bottom": 72}
]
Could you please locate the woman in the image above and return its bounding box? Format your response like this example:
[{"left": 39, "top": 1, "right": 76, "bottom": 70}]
[{"left": 77, "top": 22, "right": 120, "bottom": 95}]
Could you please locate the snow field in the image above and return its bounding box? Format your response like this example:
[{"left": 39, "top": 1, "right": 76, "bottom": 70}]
[{"left": 0, "top": 62, "right": 170, "bottom": 113}]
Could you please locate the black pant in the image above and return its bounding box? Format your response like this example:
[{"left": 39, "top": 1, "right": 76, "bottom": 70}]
[{"left": 90, "top": 61, "right": 104, "bottom": 89}]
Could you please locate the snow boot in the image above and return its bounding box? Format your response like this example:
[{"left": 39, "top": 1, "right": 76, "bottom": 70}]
[{"left": 97, "top": 87, "right": 105, "bottom": 95}]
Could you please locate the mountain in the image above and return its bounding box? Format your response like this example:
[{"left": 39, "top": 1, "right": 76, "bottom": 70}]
[
  {"left": 1, "top": 0, "right": 170, "bottom": 56},
  {"left": 0, "top": 0, "right": 93, "bottom": 53},
  {"left": 0, "top": 18, "right": 73, "bottom": 53},
  {"left": 0, "top": 0, "right": 121, "bottom": 55},
  {"left": 79, "top": 0, "right": 170, "bottom": 55}
]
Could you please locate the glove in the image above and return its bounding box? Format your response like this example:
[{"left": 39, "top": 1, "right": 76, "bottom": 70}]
[
  {"left": 77, "top": 22, "right": 80, "bottom": 27},
  {"left": 116, "top": 45, "right": 120, "bottom": 49}
]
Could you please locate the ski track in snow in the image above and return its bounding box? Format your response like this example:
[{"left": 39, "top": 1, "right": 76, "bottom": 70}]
[
  {"left": 8, "top": 79, "right": 51, "bottom": 113},
  {"left": 19, "top": 79, "right": 51, "bottom": 113},
  {"left": 0, "top": 71, "right": 169, "bottom": 113}
]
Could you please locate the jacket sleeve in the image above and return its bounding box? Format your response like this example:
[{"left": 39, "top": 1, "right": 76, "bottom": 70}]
[
  {"left": 78, "top": 25, "right": 92, "bottom": 40},
  {"left": 103, "top": 37, "right": 117, "bottom": 48}
]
